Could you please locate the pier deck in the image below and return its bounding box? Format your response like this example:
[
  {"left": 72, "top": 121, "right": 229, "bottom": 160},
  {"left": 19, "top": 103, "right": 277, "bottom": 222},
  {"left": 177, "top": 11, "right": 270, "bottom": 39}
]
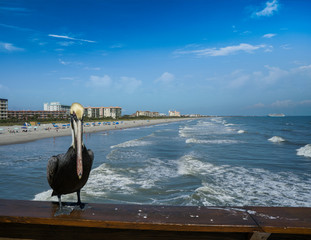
[{"left": 0, "top": 199, "right": 310, "bottom": 239}]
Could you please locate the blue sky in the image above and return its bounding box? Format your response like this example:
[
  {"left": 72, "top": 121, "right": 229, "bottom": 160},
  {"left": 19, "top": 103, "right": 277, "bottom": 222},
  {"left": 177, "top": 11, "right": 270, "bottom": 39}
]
[{"left": 0, "top": 0, "right": 311, "bottom": 116}]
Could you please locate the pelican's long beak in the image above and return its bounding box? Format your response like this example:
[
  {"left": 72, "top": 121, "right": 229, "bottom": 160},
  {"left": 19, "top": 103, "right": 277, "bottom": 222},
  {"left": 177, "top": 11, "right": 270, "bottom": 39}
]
[
  {"left": 70, "top": 102, "right": 85, "bottom": 180},
  {"left": 75, "top": 119, "right": 83, "bottom": 179}
]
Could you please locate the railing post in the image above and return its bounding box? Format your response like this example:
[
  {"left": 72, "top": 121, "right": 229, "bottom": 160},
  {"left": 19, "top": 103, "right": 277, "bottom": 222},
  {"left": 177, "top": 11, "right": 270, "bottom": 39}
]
[{"left": 249, "top": 232, "right": 271, "bottom": 240}]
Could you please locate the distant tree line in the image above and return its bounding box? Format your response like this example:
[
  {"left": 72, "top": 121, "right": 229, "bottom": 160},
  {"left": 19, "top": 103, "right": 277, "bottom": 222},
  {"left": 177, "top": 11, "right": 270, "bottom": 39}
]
[{"left": 0, "top": 115, "right": 188, "bottom": 126}]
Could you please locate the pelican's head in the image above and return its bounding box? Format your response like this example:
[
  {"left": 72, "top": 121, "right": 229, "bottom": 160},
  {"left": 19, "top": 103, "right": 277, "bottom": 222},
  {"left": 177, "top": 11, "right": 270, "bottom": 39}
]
[{"left": 70, "top": 102, "right": 84, "bottom": 179}]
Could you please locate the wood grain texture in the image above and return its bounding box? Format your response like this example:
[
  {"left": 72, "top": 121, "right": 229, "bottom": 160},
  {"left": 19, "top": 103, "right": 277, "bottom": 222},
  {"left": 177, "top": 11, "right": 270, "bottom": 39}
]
[{"left": 0, "top": 199, "right": 310, "bottom": 240}]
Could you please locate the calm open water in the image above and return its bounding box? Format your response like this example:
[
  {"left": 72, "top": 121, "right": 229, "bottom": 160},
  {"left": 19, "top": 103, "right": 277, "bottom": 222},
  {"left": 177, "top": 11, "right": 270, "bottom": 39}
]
[{"left": 0, "top": 117, "right": 310, "bottom": 207}]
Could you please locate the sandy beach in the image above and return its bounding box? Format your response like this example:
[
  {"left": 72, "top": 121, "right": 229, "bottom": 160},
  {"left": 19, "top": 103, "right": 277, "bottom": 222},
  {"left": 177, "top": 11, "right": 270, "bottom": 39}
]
[{"left": 0, "top": 118, "right": 190, "bottom": 146}]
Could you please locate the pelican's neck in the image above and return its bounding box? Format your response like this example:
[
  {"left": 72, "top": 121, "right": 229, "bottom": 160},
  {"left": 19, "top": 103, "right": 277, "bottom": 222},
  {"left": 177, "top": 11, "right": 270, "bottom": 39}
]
[
  {"left": 71, "top": 126, "right": 75, "bottom": 148},
  {"left": 71, "top": 124, "right": 84, "bottom": 150}
]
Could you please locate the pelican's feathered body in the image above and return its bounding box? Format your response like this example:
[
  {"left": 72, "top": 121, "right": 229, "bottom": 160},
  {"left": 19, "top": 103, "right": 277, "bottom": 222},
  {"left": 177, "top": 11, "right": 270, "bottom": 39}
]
[{"left": 47, "top": 103, "right": 94, "bottom": 208}]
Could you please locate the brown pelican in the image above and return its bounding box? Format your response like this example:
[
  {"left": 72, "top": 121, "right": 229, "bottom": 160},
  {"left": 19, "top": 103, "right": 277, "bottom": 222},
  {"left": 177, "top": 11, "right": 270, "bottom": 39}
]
[{"left": 47, "top": 103, "right": 94, "bottom": 209}]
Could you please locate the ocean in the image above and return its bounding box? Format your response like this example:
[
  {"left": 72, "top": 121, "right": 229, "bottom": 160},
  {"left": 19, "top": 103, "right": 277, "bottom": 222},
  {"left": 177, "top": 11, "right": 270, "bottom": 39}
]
[{"left": 0, "top": 117, "right": 310, "bottom": 207}]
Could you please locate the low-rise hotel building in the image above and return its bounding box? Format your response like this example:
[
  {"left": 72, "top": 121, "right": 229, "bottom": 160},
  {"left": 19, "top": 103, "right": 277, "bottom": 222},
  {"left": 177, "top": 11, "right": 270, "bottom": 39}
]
[
  {"left": 135, "top": 111, "right": 159, "bottom": 117},
  {"left": 44, "top": 102, "right": 70, "bottom": 115},
  {"left": 84, "top": 106, "right": 122, "bottom": 119},
  {"left": 169, "top": 110, "right": 181, "bottom": 117},
  {"left": 8, "top": 110, "right": 67, "bottom": 120},
  {"left": 0, "top": 98, "right": 8, "bottom": 120}
]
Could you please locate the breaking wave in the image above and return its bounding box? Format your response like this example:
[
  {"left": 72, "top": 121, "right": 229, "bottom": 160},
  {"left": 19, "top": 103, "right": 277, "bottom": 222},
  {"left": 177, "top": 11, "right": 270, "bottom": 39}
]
[
  {"left": 268, "top": 136, "right": 286, "bottom": 143},
  {"left": 177, "top": 154, "right": 311, "bottom": 206},
  {"left": 297, "top": 144, "right": 311, "bottom": 158},
  {"left": 179, "top": 118, "right": 236, "bottom": 138},
  {"left": 111, "top": 139, "right": 152, "bottom": 148},
  {"left": 186, "top": 138, "right": 240, "bottom": 144}
]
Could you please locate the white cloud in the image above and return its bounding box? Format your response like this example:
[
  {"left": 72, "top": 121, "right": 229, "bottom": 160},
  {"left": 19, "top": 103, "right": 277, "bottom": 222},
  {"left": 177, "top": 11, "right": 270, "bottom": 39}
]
[
  {"left": 59, "top": 59, "right": 70, "bottom": 65},
  {"left": 58, "top": 59, "right": 83, "bottom": 66},
  {"left": 300, "top": 100, "right": 311, "bottom": 105},
  {"left": 253, "top": 103, "right": 265, "bottom": 108},
  {"left": 229, "top": 74, "right": 250, "bottom": 88},
  {"left": 155, "top": 72, "right": 175, "bottom": 84},
  {"left": 254, "top": 0, "right": 279, "bottom": 17},
  {"left": 298, "top": 64, "right": 311, "bottom": 70},
  {"left": 263, "top": 33, "right": 276, "bottom": 38},
  {"left": 110, "top": 43, "right": 124, "bottom": 49},
  {"left": 175, "top": 43, "right": 268, "bottom": 57},
  {"left": 264, "top": 45, "right": 273, "bottom": 52},
  {"left": 48, "top": 34, "right": 95, "bottom": 43},
  {"left": 0, "top": 42, "right": 24, "bottom": 52},
  {"left": 87, "top": 75, "right": 141, "bottom": 93},
  {"left": 261, "top": 65, "right": 288, "bottom": 84},
  {"left": 271, "top": 100, "right": 293, "bottom": 108},
  {"left": 280, "top": 44, "right": 291, "bottom": 50},
  {"left": 118, "top": 77, "right": 142, "bottom": 93},
  {"left": 88, "top": 75, "right": 112, "bottom": 87}
]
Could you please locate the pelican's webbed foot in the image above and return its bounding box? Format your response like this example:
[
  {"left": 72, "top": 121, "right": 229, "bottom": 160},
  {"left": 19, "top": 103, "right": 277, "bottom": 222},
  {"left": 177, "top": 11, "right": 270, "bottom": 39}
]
[{"left": 54, "top": 195, "right": 75, "bottom": 216}]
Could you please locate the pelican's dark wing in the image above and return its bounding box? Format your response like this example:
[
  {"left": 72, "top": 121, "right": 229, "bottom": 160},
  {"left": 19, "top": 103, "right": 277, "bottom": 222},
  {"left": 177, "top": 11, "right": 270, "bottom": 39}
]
[
  {"left": 87, "top": 149, "right": 94, "bottom": 163},
  {"left": 47, "top": 155, "right": 60, "bottom": 188}
]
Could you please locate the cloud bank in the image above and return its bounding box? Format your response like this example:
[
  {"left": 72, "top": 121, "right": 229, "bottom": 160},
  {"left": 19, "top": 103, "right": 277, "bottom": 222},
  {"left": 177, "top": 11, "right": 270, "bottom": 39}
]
[
  {"left": 263, "top": 33, "right": 276, "bottom": 38},
  {"left": 87, "top": 75, "right": 142, "bottom": 94},
  {"left": 0, "top": 42, "right": 24, "bottom": 52},
  {"left": 175, "top": 43, "right": 269, "bottom": 57},
  {"left": 155, "top": 72, "right": 175, "bottom": 84},
  {"left": 48, "top": 34, "right": 96, "bottom": 43},
  {"left": 253, "top": 0, "right": 279, "bottom": 17}
]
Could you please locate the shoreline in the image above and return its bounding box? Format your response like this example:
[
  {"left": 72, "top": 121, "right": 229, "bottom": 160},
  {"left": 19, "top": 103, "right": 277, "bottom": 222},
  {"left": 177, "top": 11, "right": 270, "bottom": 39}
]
[{"left": 0, "top": 118, "right": 192, "bottom": 146}]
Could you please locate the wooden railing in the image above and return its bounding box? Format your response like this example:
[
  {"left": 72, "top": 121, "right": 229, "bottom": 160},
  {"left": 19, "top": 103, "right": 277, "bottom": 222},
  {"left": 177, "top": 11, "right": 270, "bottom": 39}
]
[{"left": 0, "top": 199, "right": 310, "bottom": 239}]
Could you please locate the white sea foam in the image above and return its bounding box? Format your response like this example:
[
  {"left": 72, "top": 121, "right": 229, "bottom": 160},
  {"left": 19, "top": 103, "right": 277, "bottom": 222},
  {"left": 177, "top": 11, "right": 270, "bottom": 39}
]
[
  {"left": 111, "top": 139, "right": 151, "bottom": 148},
  {"left": 268, "top": 136, "right": 286, "bottom": 143},
  {"left": 296, "top": 144, "right": 311, "bottom": 158},
  {"left": 33, "top": 189, "right": 53, "bottom": 201},
  {"left": 86, "top": 163, "right": 136, "bottom": 195},
  {"left": 186, "top": 138, "right": 240, "bottom": 144},
  {"left": 33, "top": 189, "right": 77, "bottom": 202},
  {"left": 179, "top": 118, "right": 236, "bottom": 138},
  {"left": 177, "top": 154, "right": 311, "bottom": 206},
  {"left": 177, "top": 154, "right": 226, "bottom": 176},
  {"left": 83, "top": 157, "right": 177, "bottom": 200}
]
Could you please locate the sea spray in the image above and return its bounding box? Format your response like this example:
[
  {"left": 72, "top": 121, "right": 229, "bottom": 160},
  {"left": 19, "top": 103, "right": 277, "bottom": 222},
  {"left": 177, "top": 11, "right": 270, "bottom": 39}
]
[{"left": 297, "top": 144, "right": 311, "bottom": 158}]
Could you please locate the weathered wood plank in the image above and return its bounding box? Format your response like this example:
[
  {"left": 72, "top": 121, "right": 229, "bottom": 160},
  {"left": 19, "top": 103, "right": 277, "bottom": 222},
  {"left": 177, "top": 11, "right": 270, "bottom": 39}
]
[
  {"left": 0, "top": 199, "right": 259, "bottom": 233},
  {"left": 0, "top": 199, "right": 311, "bottom": 240},
  {"left": 245, "top": 207, "right": 311, "bottom": 235}
]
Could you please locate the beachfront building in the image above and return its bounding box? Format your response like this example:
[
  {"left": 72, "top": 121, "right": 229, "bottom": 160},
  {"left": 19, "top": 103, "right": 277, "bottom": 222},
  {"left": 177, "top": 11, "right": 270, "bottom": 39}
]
[
  {"left": 0, "top": 98, "right": 8, "bottom": 120},
  {"left": 8, "top": 110, "right": 67, "bottom": 120},
  {"left": 84, "top": 106, "right": 122, "bottom": 119},
  {"left": 169, "top": 110, "right": 181, "bottom": 117},
  {"left": 103, "top": 107, "right": 122, "bottom": 119},
  {"left": 135, "top": 111, "right": 159, "bottom": 117},
  {"left": 44, "top": 102, "right": 70, "bottom": 115}
]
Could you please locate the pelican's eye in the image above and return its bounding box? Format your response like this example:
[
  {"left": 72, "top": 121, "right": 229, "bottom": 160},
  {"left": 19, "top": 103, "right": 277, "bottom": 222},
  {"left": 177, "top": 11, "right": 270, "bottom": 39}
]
[{"left": 71, "top": 112, "right": 78, "bottom": 121}]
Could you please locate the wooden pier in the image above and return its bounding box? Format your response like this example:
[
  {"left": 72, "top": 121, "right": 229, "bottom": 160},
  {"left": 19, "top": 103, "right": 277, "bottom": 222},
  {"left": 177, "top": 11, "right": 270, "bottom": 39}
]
[{"left": 0, "top": 199, "right": 310, "bottom": 239}]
